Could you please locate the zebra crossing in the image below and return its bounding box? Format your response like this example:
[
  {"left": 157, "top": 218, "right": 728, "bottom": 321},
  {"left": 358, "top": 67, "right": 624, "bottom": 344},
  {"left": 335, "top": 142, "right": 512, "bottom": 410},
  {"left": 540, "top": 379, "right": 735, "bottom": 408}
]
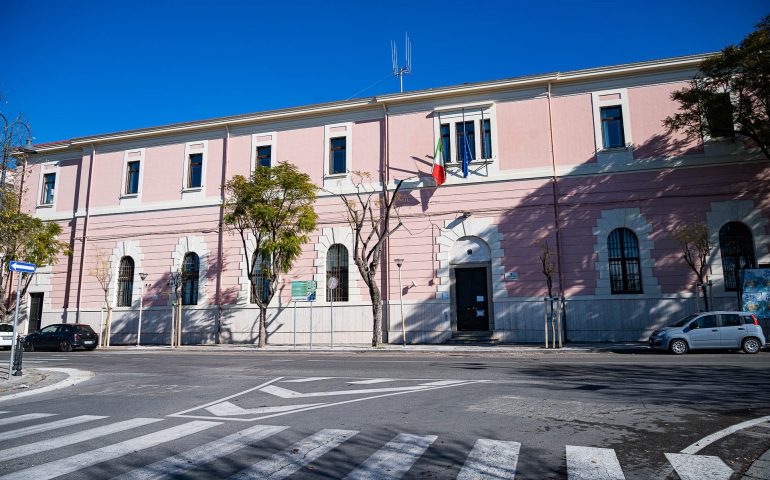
[{"left": 0, "top": 410, "right": 735, "bottom": 479}]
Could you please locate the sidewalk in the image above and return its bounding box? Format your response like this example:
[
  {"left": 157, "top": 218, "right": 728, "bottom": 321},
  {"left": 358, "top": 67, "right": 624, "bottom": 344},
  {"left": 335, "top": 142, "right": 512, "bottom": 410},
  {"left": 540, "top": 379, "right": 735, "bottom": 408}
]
[
  {"left": 97, "top": 341, "right": 652, "bottom": 354},
  {"left": 743, "top": 446, "right": 770, "bottom": 479}
]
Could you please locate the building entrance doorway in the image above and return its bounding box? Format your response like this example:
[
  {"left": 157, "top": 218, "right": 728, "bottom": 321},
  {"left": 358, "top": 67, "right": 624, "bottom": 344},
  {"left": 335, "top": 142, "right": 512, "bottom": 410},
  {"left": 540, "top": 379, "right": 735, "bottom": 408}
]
[
  {"left": 454, "top": 267, "right": 490, "bottom": 331},
  {"left": 29, "top": 293, "right": 44, "bottom": 333}
]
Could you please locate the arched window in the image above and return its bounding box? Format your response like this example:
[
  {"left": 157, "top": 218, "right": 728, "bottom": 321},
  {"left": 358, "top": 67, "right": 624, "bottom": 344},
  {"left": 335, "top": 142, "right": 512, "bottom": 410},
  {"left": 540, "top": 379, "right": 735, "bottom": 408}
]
[
  {"left": 608, "top": 228, "right": 642, "bottom": 294},
  {"left": 250, "top": 253, "right": 270, "bottom": 304},
  {"left": 117, "top": 256, "right": 134, "bottom": 307},
  {"left": 719, "top": 222, "right": 756, "bottom": 291},
  {"left": 181, "top": 252, "right": 199, "bottom": 305},
  {"left": 326, "top": 244, "right": 349, "bottom": 302}
]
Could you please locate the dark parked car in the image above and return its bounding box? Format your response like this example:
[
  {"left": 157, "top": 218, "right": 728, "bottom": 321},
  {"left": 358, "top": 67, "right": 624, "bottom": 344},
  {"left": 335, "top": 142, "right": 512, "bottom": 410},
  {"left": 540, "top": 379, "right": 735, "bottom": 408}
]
[{"left": 24, "top": 324, "right": 99, "bottom": 352}]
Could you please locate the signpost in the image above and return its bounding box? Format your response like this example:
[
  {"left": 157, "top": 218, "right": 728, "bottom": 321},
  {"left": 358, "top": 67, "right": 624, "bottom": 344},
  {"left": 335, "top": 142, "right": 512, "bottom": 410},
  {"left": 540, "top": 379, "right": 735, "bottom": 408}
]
[
  {"left": 291, "top": 280, "right": 317, "bottom": 350},
  {"left": 7, "top": 261, "right": 36, "bottom": 380},
  {"left": 328, "top": 277, "right": 338, "bottom": 349}
]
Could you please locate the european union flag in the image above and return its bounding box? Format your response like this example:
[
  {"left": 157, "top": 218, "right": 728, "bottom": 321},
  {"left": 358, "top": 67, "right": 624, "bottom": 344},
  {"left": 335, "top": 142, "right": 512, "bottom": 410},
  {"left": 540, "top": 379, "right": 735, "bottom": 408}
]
[{"left": 461, "top": 129, "right": 473, "bottom": 178}]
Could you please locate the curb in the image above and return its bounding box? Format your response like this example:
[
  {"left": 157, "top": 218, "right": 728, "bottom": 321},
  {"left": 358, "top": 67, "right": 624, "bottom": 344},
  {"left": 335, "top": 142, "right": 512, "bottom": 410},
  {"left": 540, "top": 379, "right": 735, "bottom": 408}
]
[
  {"left": 0, "top": 368, "right": 94, "bottom": 402},
  {"left": 743, "top": 446, "right": 770, "bottom": 480}
]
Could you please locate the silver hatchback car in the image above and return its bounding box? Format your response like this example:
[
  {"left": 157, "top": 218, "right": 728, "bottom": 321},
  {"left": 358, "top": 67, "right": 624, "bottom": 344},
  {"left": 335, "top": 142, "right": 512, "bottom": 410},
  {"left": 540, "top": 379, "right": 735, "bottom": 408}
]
[{"left": 649, "top": 311, "right": 766, "bottom": 355}]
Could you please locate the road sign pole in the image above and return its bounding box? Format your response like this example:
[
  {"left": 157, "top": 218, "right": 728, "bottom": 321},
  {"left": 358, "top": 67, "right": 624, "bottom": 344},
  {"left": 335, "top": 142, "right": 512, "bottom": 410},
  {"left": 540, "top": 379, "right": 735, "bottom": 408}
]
[
  {"left": 309, "top": 300, "right": 313, "bottom": 350},
  {"left": 330, "top": 295, "right": 334, "bottom": 349},
  {"left": 7, "top": 272, "right": 23, "bottom": 380},
  {"left": 293, "top": 300, "right": 297, "bottom": 351}
]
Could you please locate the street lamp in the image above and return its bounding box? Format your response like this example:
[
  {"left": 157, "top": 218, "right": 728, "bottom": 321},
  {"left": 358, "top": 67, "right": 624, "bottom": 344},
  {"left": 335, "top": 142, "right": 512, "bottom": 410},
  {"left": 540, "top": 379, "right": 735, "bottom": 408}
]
[
  {"left": 0, "top": 113, "right": 36, "bottom": 211},
  {"left": 395, "top": 258, "right": 406, "bottom": 346},
  {"left": 137, "top": 273, "right": 148, "bottom": 347}
]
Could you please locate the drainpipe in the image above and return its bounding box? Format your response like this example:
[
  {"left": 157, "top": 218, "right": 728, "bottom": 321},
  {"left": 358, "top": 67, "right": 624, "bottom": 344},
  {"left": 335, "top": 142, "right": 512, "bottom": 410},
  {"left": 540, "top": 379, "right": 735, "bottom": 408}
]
[
  {"left": 75, "top": 145, "right": 96, "bottom": 322},
  {"left": 546, "top": 79, "right": 567, "bottom": 336},
  {"left": 214, "top": 126, "right": 230, "bottom": 344},
  {"left": 382, "top": 103, "right": 391, "bottom": 343}
]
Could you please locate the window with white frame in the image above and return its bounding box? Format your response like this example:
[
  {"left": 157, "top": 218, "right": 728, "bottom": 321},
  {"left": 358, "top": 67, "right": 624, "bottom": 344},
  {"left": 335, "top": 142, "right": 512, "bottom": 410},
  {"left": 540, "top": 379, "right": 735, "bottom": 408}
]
[
  {"left": 433, "top": 105, "right": 495, "bottom": 165},
  {"left": 183, "top": 141, "right": 207, "bottom": 191},
  {"left": 251, "top": 133, "right": 277, "bottom": 172},
  {"left": 121, "top": 149, "right": 144, "bottom": 197},
  {"left": 41, "top": 172, "right": 56, "bottom": 205},
  {"left": 324, "top": 123, "right": 352, "bottom": 177},
  {"left": 592, "top": 89, "right": 633, "bottom": 151},
  {"left": 705, "top": 92, "right": 735, "bottom": 139}
]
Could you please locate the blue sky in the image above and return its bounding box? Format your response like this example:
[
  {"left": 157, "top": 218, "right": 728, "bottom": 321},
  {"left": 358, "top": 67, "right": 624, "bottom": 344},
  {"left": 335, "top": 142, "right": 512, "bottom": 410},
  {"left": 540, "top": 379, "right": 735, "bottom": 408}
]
[{"left": 1, "top": 0, "right": 767, "bottom": 143}]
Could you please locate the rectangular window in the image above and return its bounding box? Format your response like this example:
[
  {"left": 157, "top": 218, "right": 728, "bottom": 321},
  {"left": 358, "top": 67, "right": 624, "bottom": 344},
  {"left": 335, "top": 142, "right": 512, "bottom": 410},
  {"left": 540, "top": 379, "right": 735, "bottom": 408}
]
[
  {"left": 600, "top": 106, "right": 626, "bottom": 149},
  {"left": 481, "top": 119, "right": 493, "bottom": 159},
  {"left": 187, "top": 153, "right": 203, "bottom": 188},
  {"left": 440, "top": 123, "right": 451, "bottom": 163},
  {"left": 41, "top": 173, "right": 56, "bottom": 205},
  {"left": 455, "top": 121, "right": 476, "bottom": 163},
  {"left": 329, "top": 137, "right": 346, "bottom": 175},
  {"left": 125, "top": 161, "right": 140, "bottom": 195},
  {"left": 256, "top": 145, "right": 272, "bottom": 169},
  {"left": 705, "top": 93, "right": 735, "bottom": 138}
]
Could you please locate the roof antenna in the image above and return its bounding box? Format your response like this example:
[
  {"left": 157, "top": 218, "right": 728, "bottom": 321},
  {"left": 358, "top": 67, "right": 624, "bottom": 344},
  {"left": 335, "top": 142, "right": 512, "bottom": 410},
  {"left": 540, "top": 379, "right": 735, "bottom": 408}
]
[{"left": 391, "top": 33, "right": 412, "bottom": 93}]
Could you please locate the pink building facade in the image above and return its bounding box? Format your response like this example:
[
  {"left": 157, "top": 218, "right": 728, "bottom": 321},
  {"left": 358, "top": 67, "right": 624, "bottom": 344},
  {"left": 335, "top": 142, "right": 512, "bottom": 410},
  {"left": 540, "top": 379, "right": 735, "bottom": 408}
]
[{"left": 19, "top": 54, "right": 770, "bottom": 344}]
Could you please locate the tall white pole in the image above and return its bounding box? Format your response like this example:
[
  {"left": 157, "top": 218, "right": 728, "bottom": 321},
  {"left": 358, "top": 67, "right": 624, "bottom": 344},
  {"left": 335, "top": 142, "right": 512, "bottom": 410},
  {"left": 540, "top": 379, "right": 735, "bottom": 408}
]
[
  {"left": 137, "top": 285, "right": 143, "bottom": 347},
  {"left": 399, "top": 267, "right": 405, "bottom": 346},
  {"left": 7, "top": 273, "right": 23, "bottom": 380}
]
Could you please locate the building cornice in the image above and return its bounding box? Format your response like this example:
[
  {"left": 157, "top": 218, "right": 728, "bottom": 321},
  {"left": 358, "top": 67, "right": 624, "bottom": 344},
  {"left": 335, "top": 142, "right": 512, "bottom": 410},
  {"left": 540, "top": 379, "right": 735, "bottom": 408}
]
[{"left": 33, "top": 53, "right": 714, "bottom": 154}]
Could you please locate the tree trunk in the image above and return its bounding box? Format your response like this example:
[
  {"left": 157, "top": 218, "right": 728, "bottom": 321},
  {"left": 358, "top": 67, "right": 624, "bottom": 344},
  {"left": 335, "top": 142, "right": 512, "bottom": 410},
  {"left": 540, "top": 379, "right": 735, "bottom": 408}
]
[
  {"left": 368, "top": 279, "right": 382, "bottom": 347},
  {"left": 105, "top": 306, "right": 112, "bottom": 347},
  {"left": 258, "top": 305, "right": 267, "bottom": 348}
]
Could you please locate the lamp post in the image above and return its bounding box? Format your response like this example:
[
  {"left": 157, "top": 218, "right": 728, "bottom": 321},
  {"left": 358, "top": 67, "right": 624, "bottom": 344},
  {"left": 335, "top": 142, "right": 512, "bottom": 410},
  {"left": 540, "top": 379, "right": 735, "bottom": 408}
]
[
  {"left": 137, "top": 273, "right": 148, "bottom": 347},
  {"left": 0, "top": 114, "right": 36, "bottom": 212},
  {"left": 395, "top": 258, "right": 405, "bottom": 346}
]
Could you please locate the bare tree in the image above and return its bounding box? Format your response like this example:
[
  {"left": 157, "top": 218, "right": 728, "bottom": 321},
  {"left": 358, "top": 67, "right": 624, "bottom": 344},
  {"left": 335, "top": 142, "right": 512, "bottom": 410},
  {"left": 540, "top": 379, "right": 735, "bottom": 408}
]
[
  {"left": 89, "top": 249, "right": 113, "bottom": 347},
  {"left": 168, "top": 269, "right": 183, "bottom": 347},
  {"left": 337, "top": 172, "right": 404, "bottom": 347},
  {"left": 672, "top": 222, "right": 712, "bottom": 311},
  {"left": 533, "top": 239, "right": 561, "bottom": 348}
]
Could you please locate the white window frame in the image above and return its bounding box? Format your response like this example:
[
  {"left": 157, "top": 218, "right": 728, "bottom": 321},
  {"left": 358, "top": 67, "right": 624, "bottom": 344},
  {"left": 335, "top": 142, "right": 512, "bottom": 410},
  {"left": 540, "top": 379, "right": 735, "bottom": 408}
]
[
  {"left": 182, "top": 140, "right": 207, "bottom": 201},
  {"left": 323, "top": 122, "right": 352, "bottom": 179},
  {"left": 250, "top": 132, "right": 277, "bottom": 173},
  {"left": 432, "top": 103, "right": 497, "bottom": 167},
  {"left": 592, "top": 89, "right": 633, "bottom": 155},
  {"left": 37, "top": 162, "right": 59, "bottom": 208},
  {"left": 120, "top": 148, "right": 144, "bottom": 202}
]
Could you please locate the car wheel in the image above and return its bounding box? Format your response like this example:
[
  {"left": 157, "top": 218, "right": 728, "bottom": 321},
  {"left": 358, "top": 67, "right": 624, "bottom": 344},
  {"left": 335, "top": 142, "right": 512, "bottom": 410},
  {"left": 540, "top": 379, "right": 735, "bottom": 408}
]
[
  {"left": 24, "top": 342, "right": 34, "bottom": 352},
  {"left": 742, "top": 337, "right": 761, "bottom": 354},
  {"left": 59, "top": 340, "right": 73, "bottom": 352},
  {"left": 670, "top": 339, "right": 688, "bottom": 355}
]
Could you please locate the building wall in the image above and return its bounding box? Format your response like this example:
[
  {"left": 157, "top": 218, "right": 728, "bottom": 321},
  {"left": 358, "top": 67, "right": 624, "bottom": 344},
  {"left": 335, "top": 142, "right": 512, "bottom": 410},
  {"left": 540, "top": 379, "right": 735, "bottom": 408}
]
[{"left": 20, "top": 58, "right": 770, "bottom": 344}]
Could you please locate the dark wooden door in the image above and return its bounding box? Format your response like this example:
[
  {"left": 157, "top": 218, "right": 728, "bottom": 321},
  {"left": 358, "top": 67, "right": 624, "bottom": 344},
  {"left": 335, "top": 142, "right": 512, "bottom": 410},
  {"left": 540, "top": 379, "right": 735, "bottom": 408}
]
[
  {"left": 29, "top": 293, "right": 44, "bottom": 333},
  {"left": 455, "top": 267, "right": 490, "bottom": 331}
]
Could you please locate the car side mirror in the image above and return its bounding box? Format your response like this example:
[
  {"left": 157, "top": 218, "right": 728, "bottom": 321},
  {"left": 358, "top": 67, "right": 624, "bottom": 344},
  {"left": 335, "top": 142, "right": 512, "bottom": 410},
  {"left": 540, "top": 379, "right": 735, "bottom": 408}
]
[{"left": 689, "top": 322, "right": 699, "bottom": 330}]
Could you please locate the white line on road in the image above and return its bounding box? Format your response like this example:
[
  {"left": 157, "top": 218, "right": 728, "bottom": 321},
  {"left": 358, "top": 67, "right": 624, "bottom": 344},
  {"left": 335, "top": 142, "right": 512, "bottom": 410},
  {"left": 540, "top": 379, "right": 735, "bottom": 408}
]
[
  {"left": 346, "top": 378, "right": 395, "bottom": 385},
  {"left": 344, "top": 433, "right": 436, "bottom": 480},
  {"left": 457, "top": 439, "right": 521, "bottom": 479},
  {"left": 168, "top": 377, "right": 283, "bottom": 417},
  {"left": 0, "top": 413, "right": 56, "bottom": 426},
  {"left": 680, "top": 414, "right": 770, "bottom": 454},
  {"left": 0, "top": 415, "right": 105, "bottom": 441},
  {"left": 114, "top": 424, "right": 288, "bottom": 480},
  {"left": 665, "top": 453, "right": 733, "bottom": 480},
  {"left": 229, "top": 429, "right": 357, "bottom": 480},
  {"left": 0, "top": 420, "right": 220, "bottom": 480},
  {"left": 0, "top": 417, "right": 162, "bottom": 461},
  {"left": 566, "top": 446, "right": 626, "bottom": 480},
  {"left": 0, "top": 368, "right": 94, "bottom": 402},
  {"left": 281, "top": 377, "right": 335, "bottom": 383}
]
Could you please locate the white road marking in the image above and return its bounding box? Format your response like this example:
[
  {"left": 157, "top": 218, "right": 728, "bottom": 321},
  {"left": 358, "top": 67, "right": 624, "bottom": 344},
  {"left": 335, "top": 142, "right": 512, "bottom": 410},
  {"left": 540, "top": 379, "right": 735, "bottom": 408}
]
[
  {"left": 114, "top": 424, "right": 288, "bottom": 480},
  {"left": 665, "top": 453, "right": 733, "bottom": 480},
  {"left": 281, "top": 377, "right": 335, "bottom": 383},
  {"left": 0, "top": 420, "right": 220, "bottom": 480},
  {"left": 344, "top": 433, "right": 436, "bottom": 480},
  {"left": 0, "top": 417, "right": 162, "bottom": 461},
  {"left": 566, "top": 446, "right": 625, "bottom": 480},
  {"left": 457, "top": 439, "right": 521, "bottom": 479},
  {"left": 0, "top": 415, "right": 105, "bottom": 441},
  {"left": 680, "top": 414, "right": 770, "bottom": 454},
  {"left": 0, "top": 413, "right": 56, "bottom": 426},
  {"left": 168, "top": 377, "right": 283, "bottom": 417},
  {"left": 260, "top": 381, "right": 475, "bottom": 399},
  {"left": 205, "top": 401, "right": 325, "bottom": 416},
  {"left": 420, "top": 380, "right": 468, "bottom": 386},
  {"left": 0, "top": 368, "right": 94, "bottom": 402},
  {"left": 229, "top": 429, "right": 357, "bottom": 480},
  {"left": 347, "top": 379, "right": 396, "bottom": 384}
]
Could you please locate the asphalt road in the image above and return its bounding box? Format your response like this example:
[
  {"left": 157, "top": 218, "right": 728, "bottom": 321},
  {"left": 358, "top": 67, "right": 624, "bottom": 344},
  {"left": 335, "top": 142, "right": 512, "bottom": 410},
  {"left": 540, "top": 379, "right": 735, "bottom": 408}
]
[{"left": 1, "top": 348, "right": 769, "bottom": 479}]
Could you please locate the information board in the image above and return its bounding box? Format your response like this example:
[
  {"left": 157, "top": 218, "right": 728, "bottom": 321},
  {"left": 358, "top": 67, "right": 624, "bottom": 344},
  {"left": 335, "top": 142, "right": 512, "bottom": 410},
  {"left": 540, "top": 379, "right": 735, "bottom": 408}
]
[
  {"left": 741, "top": 268, "right": 770, "bottom": 319},
  {"left": 291, "top": 280, "right": 317, "bottom": 301}
]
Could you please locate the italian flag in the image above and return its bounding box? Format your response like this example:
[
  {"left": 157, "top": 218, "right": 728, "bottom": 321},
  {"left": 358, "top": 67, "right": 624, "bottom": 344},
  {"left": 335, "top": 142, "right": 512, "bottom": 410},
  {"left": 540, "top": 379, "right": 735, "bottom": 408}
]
[{"left": 432, "top": 137, "right": 446, "bottom": 186}]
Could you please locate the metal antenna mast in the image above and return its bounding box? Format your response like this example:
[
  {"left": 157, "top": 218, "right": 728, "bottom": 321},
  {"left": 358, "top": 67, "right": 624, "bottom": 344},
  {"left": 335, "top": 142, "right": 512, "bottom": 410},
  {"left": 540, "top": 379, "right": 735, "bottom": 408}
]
[{"left": 391, "top": 33, "right": 412, "bottom": 93}]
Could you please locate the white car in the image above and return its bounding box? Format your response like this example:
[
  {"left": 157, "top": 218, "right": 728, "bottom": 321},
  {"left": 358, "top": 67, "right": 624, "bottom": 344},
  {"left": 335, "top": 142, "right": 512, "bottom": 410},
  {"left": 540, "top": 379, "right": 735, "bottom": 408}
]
[{"left": 0, "top": 323, "right": 14, "bottom": 350}]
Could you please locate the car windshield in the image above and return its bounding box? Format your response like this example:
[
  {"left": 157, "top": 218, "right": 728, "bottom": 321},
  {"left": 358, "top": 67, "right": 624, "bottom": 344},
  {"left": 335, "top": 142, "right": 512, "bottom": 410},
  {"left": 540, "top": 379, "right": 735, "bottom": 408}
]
[
  {"left": 670, "top": 313, "right": 699, "bottom": 328},
  {"left": 75, "top": 325, "right": 95, "bottom": 334},
  {"left": 0, "top": 324, "right": 13, "bottom": 332}
]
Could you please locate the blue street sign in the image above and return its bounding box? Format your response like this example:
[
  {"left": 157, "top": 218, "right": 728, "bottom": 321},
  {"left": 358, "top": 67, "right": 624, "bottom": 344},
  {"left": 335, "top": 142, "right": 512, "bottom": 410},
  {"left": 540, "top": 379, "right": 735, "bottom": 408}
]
[{"left": 8, "top": 261, "right": 36, "bottom": 273}]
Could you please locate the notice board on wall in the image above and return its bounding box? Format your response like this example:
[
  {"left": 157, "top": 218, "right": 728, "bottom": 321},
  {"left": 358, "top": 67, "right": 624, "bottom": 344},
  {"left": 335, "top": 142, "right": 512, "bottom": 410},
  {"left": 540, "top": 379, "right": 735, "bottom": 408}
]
[{"left": 741, "top": 269, "right": 770, "bottom": 321}]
